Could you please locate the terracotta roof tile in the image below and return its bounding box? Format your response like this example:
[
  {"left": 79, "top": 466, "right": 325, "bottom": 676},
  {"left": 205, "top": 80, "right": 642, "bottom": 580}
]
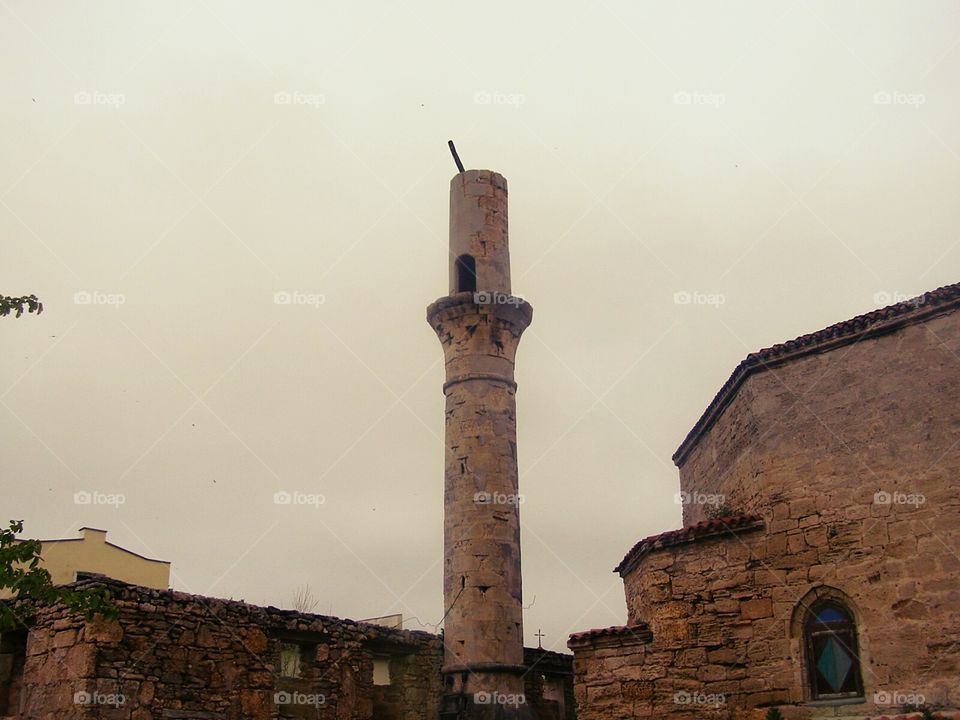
[
  {"left": 567, "top": 624, "right": 652, "bottom": 645},
  {"left": 673, "top": 282, "right": 960, "bottom": 465},
  {"left": 614, "top": 514, "right": 764, "bottom": 575}
]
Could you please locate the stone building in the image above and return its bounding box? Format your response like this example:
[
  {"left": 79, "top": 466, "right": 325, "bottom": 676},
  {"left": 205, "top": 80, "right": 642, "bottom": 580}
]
[
  {"left": 0, "top": 577, "right": 574, "bottom": 719},
  {"left": 569, "top": 283, "right": 960, "bottom": 719}
]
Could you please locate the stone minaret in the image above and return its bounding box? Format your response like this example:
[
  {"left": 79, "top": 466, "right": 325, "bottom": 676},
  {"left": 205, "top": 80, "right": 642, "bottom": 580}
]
[{"left": 427, "top": 169, "right": 533, "bottom": 719}]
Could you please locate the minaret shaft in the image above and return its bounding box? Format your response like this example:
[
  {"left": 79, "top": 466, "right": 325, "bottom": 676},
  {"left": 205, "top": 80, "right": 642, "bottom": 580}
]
[{"left": 428, "top": 169, "right": 532, "bottom": 708}]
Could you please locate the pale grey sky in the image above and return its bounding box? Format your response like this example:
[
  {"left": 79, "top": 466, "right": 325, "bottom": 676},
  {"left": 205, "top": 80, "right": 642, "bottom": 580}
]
[{"left": 1, "top": 0, "right": 958, "bottom": 651}]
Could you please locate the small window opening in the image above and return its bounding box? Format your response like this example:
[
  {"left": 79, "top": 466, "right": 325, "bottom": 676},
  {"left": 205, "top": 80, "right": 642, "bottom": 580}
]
[
  {"left": 279, "top": 642, "right": 305, "bottom": 678},
  {"left": 456, "top": 255, "right": 477, "bottom": 293},
  {"left": 373, "top": 655, "right": 391, "bottom": 686}
]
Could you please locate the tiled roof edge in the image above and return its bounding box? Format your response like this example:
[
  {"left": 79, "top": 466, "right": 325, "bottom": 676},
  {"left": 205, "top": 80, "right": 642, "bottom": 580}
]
[
  {"left": 567, "top": 624, "right": 653, "bottom": 648},
  {"left": 613, "top": 514, "right": 764, "bottom": 576},
  {"left": 672, "top": 282, "right": 960, "bottom": 466}
]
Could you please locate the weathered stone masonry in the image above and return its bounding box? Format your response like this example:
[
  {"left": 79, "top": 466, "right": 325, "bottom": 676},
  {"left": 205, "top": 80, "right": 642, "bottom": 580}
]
[
  {"left": 1, "top": 577, "right": 574, "bottom": 719},
  {"left": 427, "top": 169, "right": 534, "bottom": 716},
  {"left": 569, "top": 284, "right": 960, "bottom": 720},
  {"left": 3, "top": 577, "right": 444, "bottom": 719}
]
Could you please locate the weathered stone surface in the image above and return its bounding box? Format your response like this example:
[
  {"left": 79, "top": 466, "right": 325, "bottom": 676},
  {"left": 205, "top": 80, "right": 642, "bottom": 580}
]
[
  {"left": 4, "top": 579, "right": 575, "bottom": 720},
  {"left": 5, "top": 580, "right": 445, "bottom": 720},
  {"left": 569, "top": 302, "right": 960, "bottom": 719},
  {"left": 428, "top": 168, "right": 534, "bottom": 705}
]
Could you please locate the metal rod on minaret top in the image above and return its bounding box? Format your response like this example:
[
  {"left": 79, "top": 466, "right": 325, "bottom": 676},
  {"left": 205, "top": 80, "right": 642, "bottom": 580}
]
[{"left": 448, "top": 140, "right": 465, "bottom": 173}]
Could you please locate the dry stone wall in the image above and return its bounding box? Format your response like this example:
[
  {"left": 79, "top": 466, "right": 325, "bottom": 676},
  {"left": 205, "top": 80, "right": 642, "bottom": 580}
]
[
  {"left": 5, "top": 579, "right": 442, "bottom": 719},
  {"left": 2, "top": 579, "right": 575, "bottom": 720}
]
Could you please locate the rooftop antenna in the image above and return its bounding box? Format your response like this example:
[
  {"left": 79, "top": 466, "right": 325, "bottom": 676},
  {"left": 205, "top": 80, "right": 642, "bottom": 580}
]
[{"left": 447, "top": 140, "right": 465, "bottom": 173}]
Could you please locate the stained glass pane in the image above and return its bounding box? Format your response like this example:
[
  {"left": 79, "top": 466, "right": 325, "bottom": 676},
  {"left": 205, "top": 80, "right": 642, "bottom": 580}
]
[
  {"left": 813, "top": 606, "right": 847, "bottom": 624},
  {"left": 806, "top": 602, "right": 862, "bottom": 699},
  {"left": 814, "top": 636, "right": 853, "bottom": 692}
]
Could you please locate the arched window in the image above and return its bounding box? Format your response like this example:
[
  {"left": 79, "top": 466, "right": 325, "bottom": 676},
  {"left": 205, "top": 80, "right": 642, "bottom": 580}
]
[
  {"left": 804, "top": 600, "right": 864, "bottom": 701},
  {"left": 455, "top": 254, "right": 477, "bottom": 293}
]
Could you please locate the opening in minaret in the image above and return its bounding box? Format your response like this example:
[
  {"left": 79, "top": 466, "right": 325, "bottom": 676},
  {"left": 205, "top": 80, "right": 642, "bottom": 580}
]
[{"left": 455, "top": 254, "right": 477, "bottom": 293}]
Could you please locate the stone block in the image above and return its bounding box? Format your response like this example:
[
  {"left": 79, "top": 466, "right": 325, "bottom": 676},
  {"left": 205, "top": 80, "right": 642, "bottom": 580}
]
[
  {"left": 803, "top": 525, "right": 829, "bottom": 547},
  {"left": 675, "top": 648, "right": 707, "bottom": 667},
  {"left": 740, "top": 598, "right": 772, "bottom": 619},
  {"left": 789, "top": 498, "right": 817, "bottom": 518},
  {"left": 706, "top": 647, "right": 737, "bottom": 664}
]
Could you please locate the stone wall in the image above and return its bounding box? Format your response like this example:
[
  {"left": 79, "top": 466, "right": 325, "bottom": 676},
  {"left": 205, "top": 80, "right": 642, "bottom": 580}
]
[
  {"left": 2, "top": 579, "right": 575, "bottom": 719},
  {"left": 572, "top": 512, "right": 958, "bottom": 718},
  {"left": 4, "top": 578, "right": 443, "bottom": 719},
  {"left": 620, "top": 517, "right": 956, "bottom": 717}
]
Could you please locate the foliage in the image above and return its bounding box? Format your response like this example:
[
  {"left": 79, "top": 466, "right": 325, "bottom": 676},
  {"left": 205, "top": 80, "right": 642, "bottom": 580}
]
[
  {"left": 0, "top": 520, "right": 118, "bottom": 632},
  {"left": 0, "top": 294, "right": 43, "bottom": 318},
  {"left": 764, "top": 709, "right": 784, "bottom": 720}
]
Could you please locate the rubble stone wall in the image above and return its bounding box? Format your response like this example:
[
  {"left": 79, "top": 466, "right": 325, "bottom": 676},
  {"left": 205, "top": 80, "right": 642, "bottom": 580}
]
[
  {"left": 7, "top": 580, "right": 443, "bottom": 720},
  {"left": 3, "top": 580, "right": 575, "bottom": 719}
]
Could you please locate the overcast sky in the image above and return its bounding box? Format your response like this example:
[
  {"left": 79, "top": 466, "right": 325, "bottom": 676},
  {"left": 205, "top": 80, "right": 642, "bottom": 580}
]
[{"left": 1, "top": 0, "right": 958, "bottom": 651}]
